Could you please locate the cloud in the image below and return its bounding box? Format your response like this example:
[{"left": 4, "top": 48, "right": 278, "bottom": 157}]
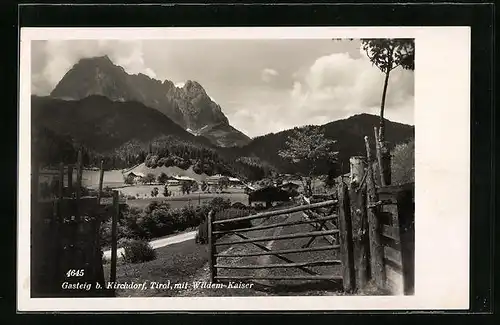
[
  {"left": 261, "top": 68, "right": 279, "bottom": 83},
  {"left": 31, "top": 40, "right": 158, "bottom": 95},
  {"left": 227, "top": 50, "right": 414, "bottom": 137},
  {"left": 289, "top": 50, "right": 414, "bottom": 124}
]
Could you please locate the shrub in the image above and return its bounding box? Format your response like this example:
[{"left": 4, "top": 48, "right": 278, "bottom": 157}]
[
  {"left": 121, "top": 239, "right": 156, "bottom": 264},
  {"left": 232, "top": 202, "right": 246, "bottom": 209},
  {"left": 157, "top": 172, "right": 169, "bottom": 184},
  {"left": 391, "top": 139, "right": 415, "bottom": 185},
  {"left": 196, "top": 208, "right": 252, "bottom": 245},
  {"left": 207, "top": 197, "right": 232, "bottom": 212}
]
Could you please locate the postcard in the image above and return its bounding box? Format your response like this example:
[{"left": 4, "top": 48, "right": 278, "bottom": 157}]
[{"left": 18, "top": 26, "right": 470, "bottom": 312}]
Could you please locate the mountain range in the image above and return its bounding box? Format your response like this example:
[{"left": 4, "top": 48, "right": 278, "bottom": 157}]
[
  {"left": 50, "top": 55, "right": 250, "bottom": 147},
  {"left": 32, "top": 56, "right": 414, "bottom": 177}
]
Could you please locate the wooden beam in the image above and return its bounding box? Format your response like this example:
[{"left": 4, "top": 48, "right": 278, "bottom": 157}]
[
  {"left": 212, "top": 215, "right": 337, "bottom": 235},
  {"left": 215, "top": 245, "right": 338, "bottom": 258},
  {"left": 207, "top": 210, "right": 216, "bottom": 283},
  {"left": 67, "top": 164, "right": 73, "bottom": 195},
  {"left": 96, "top": 160, "right": 104, "bottom": 204},
  {"left": 365, "top": 135, "right": 386, "bottom": 289},
  {"left": 215, "top": 259, "right": 341, "bottom": 269},
  {"left": 233, "top": 233, "right": 321, "bottom": 277},
  {"left": 349, "top": 156, "right": 370, "bottom": 290},
  {"left": 338, "top": 181, "right": 355, "bottom": 292},
  {"left": 374, "top": 127, "right": 386, "bottom": 187},
  {"left": 58, "top": 163, "right": 64, "bottom": 199},
  {"left": 214, "top": 229, "right": 339, "bottom": 246},
  {"left": 382, "top": 225, "right": 400, "bottom": 241},
  {"left": 212, "top": 200, "right": 337, "bottom": 225},
  {"left": 215, "top": 275, "right": 342, "bottom": 281},
  {"left": 109, "top": 190, "right": 119, "bottom": 284},
  {"left": 75, "top": 150, "right": 83, "bottom": 220}
]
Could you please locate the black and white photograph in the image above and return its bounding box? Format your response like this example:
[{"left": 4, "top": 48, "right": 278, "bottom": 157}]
[{"left": 18, "top": 27, "right": 470, "bottom": 311}]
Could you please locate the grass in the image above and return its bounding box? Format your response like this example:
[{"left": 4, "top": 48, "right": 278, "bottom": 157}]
[{"left": 126, "top": 192, "right": 248, "bottom": 210}]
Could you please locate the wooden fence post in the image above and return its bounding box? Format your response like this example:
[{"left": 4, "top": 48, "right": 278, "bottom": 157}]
[
  {"left": 94, "top": 160, "right": 106, "bottom": 292},
  {"left": 337, "top": 181, "right": 355, "bottom": 292},
  {"left": 110, "top": 190, "right": 119, "bottom": 284},
  {"left": 207, "top": 210, "right": 216, "bottom": 283},
  {"left": 58, "top": 163, "right": 64, "bottom": 199},
  {"left": 364, "top": 136, "right": 386, "bottom": 289},
  {"left": 349, "top": 156, "right": 370, "bottom": 290},
  {"left": 67, "top": 164, "right": 73, "bottom": 196},
  {"left": 374, "top": 127, "right": 391, "bottom": 186},
  {"left": 76, "top": 150, "right": 83, "bottom": 219},
  {"left": 53, "top": 163, "right": 64, "bottom": 289},
  {"left": 97, "top": 160, "right": 105, "bottom": 204},
  {"left": 397, "top": 188, "right": 415, "bottom": 295}
]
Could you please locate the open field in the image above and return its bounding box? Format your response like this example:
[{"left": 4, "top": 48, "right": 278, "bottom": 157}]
[{"left": 125, "top": 192, "right": 249, "bottom": 210}]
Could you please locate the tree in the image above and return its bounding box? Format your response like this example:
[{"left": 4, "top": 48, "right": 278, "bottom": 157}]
[
  {"left": 278, "top": 126, "right": 338, "bottom": 197},
  {"left": 163, "top": 184, "right": 171, "bottom": 197},
  {"left": 181, "top": 181, "right": 191, "bottom": 195},
  {"left": 191, "top": 181, "right": 199, "bottom": 193},
  {"left": 360, "top": 39, "right": 414, "bottom": 141},
  {"left": 157, "top": 172, "right": 169, "bottom": 184},
  {"left": 360, "top": 38, "right": 414, "bottom": 185},
  {"left": 143, "top": 173, "right": 156, "bottom": 185},
  {"left": 218, "top": 176, "right": 229, "bottom": 192},
  {"left": 124, "top": 174, "right": 135, "bottom": 185}
]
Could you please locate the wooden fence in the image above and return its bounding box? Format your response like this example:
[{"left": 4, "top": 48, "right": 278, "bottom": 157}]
[
  {"left": 205, "top": 129, "right": 414, "bottom": 296},
  {"left": 375, "top": 183, "right": 415, "bottom": 295},
  {"left": 207, "top": 199, "right": 356, "bottom": 291},
  {"left": 31, "top": 151, "right": 124, "bottom": 297}
]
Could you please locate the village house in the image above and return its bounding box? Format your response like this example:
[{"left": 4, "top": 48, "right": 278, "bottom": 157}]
[
  {"left": 279, "top": 181, "right": 300, "bottom": 193},
  {"left": 228, "top": 177, "right": 243, "bottom": 187},
  {"left": 206, "top": 174, "right": 224, "bottom": 186},
  {"left": 248, "top": 185, "right": 291, "bottom": 208},
  {"left": 124, "top": 171, "right": 144, "bottom": 183},
  {"left": 171, "top": 175, "right": 197, "bottom": 186}
]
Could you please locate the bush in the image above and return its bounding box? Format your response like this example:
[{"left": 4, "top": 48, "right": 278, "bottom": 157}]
[
  {"left": 207, "top": 197, "right": 232, "bottom": 212},
  {"left": 231, "top": 202, "right": 247, "bottom": 210},
  {"left": 196, "top": 208, "right": 252, "bottom": 245},
  {"left": 121, "top": 239, "right": 156, "bottom": 264},
  {"left": 391, "top": 139, "right": 414, "bottom": 185}
]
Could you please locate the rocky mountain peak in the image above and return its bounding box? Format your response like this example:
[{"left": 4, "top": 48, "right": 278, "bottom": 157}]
[{"left": 48, "top": 56, "right": 251, "bottom": 147}]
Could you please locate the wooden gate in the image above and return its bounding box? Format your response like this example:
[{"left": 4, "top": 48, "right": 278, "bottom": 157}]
[{"left": 207, "top": 200, "right": 355, "bottom": 292}]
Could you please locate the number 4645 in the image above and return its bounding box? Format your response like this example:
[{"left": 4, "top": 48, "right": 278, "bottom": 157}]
[{"left": 66, "top": 269, "right": 84, "bottom": 277}]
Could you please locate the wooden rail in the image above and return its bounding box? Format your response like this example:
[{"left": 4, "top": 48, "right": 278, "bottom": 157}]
[
  {"left": 213, "top": 215, "right": 337, "bottom": 235},
  {"left": 215, "top": 275, "right": 342, "bottom": 281},
  {"left": 214, "top": 259, "right": 341, "bottom": 269},
  {"left": 215, "top": 245, "right": 338, "bottom": 258},
  {"left": 212, "top": 200, "right": 337, "bottom": 225},
  {"left": 214, "top": 229, "right": 339, "bottom": 246},
  {"left": 207, "top": 197, "right": 342, "bottom": 287}
]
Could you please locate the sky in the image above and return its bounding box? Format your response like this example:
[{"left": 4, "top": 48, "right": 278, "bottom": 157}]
[{"left": 31, "top": 39, "right": 414, "bottom": 138}]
